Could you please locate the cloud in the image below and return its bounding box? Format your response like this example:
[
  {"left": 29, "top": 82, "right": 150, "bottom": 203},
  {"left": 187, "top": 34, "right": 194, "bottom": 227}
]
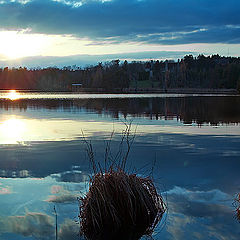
[
  {"left": 45, "top": 183, "right": 79, "bottom": 203},
  {"left": 51, "top": 185, "right": 64, "bottom": 194},
  {"left": 58, "top": 219, "right": 82, "bottom": 240},
  {"left": 0, "top": 0, "right": 239, "bottom": 45},
  {"left": 164, "top": 186, "right": 240, "bottom": 240},
  {"left": 46, "top": 193, "right": 78, "bottom": 203},
  {"left": 167, "top": 186, "right": 231, "bottom": 204},
  {"left": 0, "top": 212, "right": 55, "bottom": 239},
  {"left": 166, "top": 215, "right": 195, "bottom": 240},
  {"left": 0, "top": 186, "right": 12, "bottom": 194},
  {"left": 0, "top": 213, "right": 82, "bottom": 240},
  {"left": 166, "top": 186, "right": 232, "bottom": 218},
  {"left": 50, "top": 170, "right": 89, "bottom": 183}
]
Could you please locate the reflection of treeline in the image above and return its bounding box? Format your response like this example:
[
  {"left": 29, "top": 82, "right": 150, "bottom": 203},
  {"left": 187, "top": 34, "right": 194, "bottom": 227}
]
[
  {"left": 1, "top": 96, "right": 240, "bottom": 125},
  {"left": 1, "top": 55, "right": 240, "bottom": 91}
]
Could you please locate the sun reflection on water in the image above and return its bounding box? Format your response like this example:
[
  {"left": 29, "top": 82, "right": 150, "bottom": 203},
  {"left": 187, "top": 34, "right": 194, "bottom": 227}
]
[
  {"left": 0, "top": 118, "right": 26, "bottom": 144},
  {"left": 0, "top": 115, "right": 239, "bottom": 145},
  {"left": 6, "top": 90, "right": 20, "bottom": 100}
]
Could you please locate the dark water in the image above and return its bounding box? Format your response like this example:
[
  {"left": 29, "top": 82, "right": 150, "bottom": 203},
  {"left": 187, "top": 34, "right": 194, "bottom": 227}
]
[{"left": 0, "top": 92, "right": 239, "bottom": 240}]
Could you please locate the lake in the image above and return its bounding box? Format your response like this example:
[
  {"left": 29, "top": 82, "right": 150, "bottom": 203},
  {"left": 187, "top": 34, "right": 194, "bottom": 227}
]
[{"left": 0, "top": 91, "right": 240, "bottom": 240}]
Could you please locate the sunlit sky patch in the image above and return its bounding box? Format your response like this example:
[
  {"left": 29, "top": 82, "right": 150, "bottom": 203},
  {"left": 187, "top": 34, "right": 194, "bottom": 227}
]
[{"left": 0, "top": 0, "right": 239, "bottom": 66}]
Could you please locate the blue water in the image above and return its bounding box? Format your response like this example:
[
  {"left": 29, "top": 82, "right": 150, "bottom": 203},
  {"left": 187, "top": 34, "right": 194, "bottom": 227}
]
[{"left": 0, "top": 92, "right": 239, "bottom": 240}]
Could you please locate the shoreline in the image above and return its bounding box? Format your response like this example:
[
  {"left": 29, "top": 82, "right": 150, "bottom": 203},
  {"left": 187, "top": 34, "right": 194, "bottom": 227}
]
[
  {"left": 0, "top": 88, "right": 239, "bottom": 95},
  {"left": 75, "top": 88, "right": 239, "bottom": 95}
]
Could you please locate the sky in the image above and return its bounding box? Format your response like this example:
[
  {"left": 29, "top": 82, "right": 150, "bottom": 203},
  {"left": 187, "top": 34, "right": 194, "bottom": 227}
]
[{"left": 0, "top": 0, "right": 240, "bottom": 67}]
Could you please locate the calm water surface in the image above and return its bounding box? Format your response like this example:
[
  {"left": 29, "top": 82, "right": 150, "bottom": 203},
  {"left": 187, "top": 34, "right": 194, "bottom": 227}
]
[{"left": 0, "top": 91, "right": 239, "bottom": 240}]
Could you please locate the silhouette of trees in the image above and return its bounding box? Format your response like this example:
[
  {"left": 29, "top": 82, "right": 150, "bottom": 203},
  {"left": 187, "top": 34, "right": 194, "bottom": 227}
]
[{"left": 0, "top": 55, "right": 240, "bottom": 91}]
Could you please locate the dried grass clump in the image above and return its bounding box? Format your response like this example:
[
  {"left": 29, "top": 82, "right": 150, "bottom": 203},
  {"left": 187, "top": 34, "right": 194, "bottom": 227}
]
[
  {"left": 79, "top": 124, "right": 166, "bottom": 240},
  {"left": 79, "top": 169, "right": 165, "bottom": 240}
]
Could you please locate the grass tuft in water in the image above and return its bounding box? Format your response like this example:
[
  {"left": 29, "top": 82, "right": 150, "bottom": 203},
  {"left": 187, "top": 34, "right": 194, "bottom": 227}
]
[{"left": 79, "top": 124, "right": 166, "bottom": 240}]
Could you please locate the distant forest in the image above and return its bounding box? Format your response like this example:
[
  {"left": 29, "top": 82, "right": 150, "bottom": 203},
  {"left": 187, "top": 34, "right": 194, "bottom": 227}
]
[{"left": 0, "top": 54, "right": 240, "bottom": 92}]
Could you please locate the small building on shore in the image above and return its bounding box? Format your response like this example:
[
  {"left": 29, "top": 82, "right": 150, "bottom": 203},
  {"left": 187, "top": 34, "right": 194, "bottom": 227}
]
[{"left": 72, "top": 83, "right": 82, "bottom": 91}]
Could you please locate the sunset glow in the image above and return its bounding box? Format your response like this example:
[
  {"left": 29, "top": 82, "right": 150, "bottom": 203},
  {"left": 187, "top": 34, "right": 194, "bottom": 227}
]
[
  {"left": 1, "top": 29, "right": 240, "bottom": 65},
  {"left": 0, "top": 30, "right": 50, "bottom": 59}
]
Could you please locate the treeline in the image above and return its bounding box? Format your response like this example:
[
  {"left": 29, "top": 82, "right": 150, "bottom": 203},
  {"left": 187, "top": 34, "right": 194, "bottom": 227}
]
[{"left": 0, "top": 55, "right": 240, "bottom": 91}]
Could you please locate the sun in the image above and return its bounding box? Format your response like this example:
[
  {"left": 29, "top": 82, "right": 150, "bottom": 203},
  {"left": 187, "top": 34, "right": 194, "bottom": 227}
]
[
  {"left": 6, "top": 90, "right": 20, "bottom": 100},
  {"left": 0, "top": 30, "right": 49, "bottom": 59}
]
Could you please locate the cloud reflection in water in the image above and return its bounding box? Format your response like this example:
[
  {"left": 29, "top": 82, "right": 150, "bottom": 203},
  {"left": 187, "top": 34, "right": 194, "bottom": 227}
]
[
  {"left": 0, "top": 212, "right": 81, "bottom": 240},
  {"left": 0, "top": 116, "right": 239, "bottom": 145},
  {"left": 164, "top": 186, "right": 239, "bottom": 240}
]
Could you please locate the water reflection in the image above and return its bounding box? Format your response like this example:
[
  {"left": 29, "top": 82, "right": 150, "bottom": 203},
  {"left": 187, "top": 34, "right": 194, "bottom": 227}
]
[
  {"left": 0, "top": 93, "right": 239, "bottom": 239},
  {"left": 0, "top": 169, "right": 30, "bottom": 178},
  {"left": 0, "top": 95, "right": 240, "bottom": 125},
  {"left": 51, "top": 171, "right": 89, "bottom": 183},
  {"left": 162, "top": 187, "right": 237, "bottom": 240},
  {"left": 0, "top": 213, "right": 80, "bottom": 240},
  {"left": 0, "top": 172, "right": 84, "bottom": 239},
  {"left": 0, "top": 116, "right": 93, "bottom": 144},
  {"left": 0, "top": 118, "right": 26, "bottom": 144},
  {"left": 0, "top": 115, "right": 239, "bottom": 145}
]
